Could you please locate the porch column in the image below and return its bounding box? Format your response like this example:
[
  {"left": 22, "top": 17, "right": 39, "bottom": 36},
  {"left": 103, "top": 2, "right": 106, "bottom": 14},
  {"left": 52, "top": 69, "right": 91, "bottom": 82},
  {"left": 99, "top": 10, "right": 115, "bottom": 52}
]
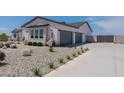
[
  {"left": 82, "top": 34, "right": 86, "bottom": 43},
  {"left": 54, "top": 30, "right": 60, "bottom": 46},
  {"left": 73, "top": 32, "right": 76, "bottom": 44},
  {"left": 43, "top": 30, "right": 47, "bottom": 45}
]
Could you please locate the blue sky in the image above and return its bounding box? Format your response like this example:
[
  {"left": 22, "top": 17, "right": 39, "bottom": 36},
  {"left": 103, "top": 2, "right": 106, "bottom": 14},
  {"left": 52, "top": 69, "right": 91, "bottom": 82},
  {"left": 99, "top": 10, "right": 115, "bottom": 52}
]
[{"left": 0, "top": 16, "right": 124, "bottom": 35}]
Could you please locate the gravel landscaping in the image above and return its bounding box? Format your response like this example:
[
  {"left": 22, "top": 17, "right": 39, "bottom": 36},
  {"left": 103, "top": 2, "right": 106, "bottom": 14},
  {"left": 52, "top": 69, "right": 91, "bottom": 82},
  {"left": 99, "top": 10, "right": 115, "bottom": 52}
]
[{"left": 0, "top": 43, "right": 87, "bottom": 77}]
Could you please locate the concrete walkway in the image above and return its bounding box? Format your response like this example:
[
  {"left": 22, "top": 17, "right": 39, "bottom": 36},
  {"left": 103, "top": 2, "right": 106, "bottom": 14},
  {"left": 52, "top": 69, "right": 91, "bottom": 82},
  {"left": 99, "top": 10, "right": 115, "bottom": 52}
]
[{"left": 45, "top": 43, "right": 124, "bottom": 77}]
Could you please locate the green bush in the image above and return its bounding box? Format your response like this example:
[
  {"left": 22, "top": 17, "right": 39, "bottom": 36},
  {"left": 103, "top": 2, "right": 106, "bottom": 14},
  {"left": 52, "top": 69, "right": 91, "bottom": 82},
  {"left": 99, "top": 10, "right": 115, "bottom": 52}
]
[
  {"left": 84, "top": 47, "right": 89, "bottom": 51},
  {"left": 81, "top": 49, "right": 85, "bottom": 53},
  {"left": 48, "top": 62, "right": 55, "bottom": 69},
  {"left": 0, "top": 51, "right": 6, "bottom": 61},
  {"left": 77, "top": 51, "right": 81, "bottom": 55},
  {"left": 72, "top": 53, "right": 76, "bottom": 57},
  {"left": 37, "top": 42, "right": 43, "bottom": 46},
  {"left": 32, "top": 42, "right": 38, "bottom": 46},
  {"left": 49, "top": 47, "right": 54, "bottom": 52},
  {"left": 11, "top": 45, "right": 17, "bottom": 49},
  {"left": 28, "top": 42, "right": 33, "bottom": 46},
  {"left": 5, "top": 43, "right": 10, "bottom": 48},
  {"left": 80, "top": 47, "right": 83, "bottom": 50},
  {"left": 66, "top": 55, "right": 71, "bottom": 60},
  {"left": 58, "top": 58, "right": 64, "bottom": 64},
  {"left": 32, "top": 67, "right": 41, "bottom": 76}
]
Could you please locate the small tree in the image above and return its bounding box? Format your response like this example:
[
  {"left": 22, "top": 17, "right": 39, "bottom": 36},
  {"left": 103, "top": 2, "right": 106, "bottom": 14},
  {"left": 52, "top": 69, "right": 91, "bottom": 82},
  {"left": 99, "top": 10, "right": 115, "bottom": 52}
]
[
  {"left": 47, "top": 38, "right": 54, "bottom": 52},
  {"left": 0, "top": 33, "right": 8, "bottom": 41}
]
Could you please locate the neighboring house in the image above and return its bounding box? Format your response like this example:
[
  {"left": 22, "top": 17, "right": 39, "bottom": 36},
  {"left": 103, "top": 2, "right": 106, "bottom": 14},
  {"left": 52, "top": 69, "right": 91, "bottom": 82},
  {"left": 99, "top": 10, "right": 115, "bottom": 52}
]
[
  {"left": 12, "top": 16, "right": 93, "bottom": 45},
  {"left": 11, "top": 29, "right": 22, "bottom": 41}
]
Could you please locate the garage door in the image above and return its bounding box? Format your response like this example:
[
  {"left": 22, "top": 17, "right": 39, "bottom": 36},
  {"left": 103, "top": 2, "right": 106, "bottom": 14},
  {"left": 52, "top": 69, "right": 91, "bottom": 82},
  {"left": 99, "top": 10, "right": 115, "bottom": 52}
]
[
  {"left": 97, "top": 35, "right": 114, "bottom": 42},
  {"left": 75, "top": 32, "right": 82, "bottom": 43},
  {"left": 60, "top": 30, "right": 73, "bottom": 46}
]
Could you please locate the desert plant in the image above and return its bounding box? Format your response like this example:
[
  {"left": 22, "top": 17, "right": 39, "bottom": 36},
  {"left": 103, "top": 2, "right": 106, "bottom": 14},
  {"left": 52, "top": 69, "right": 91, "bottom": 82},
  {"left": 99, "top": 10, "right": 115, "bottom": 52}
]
[
  {"left": 28, "top": 42, "right": 33, "bottom": 46},
  {"left": 66, "top": 55, "right": 71, "bottom": 60},
  {"left": 49, "top": 46, "right": 54, "bottom": 52},
  {"left": 11, "top": 44, "right": 17, "bottom": 49},
  {"left": 4, "top": 43, "right": 10, "bottom": 48},
  {"left": 37, "top": 42, "right": 43, "bottom": 46},
  {"left": 48, "top": 62, "right": 55, "bottom": 69},
  {"left": 32, "top": 67, "right": 41, "bottom": 76},
  {"left": 17, "top": 41, "right": 20, "bottom": 44},
  {"left": 0, "top": 51, "right": 6, "bottom": 61},
  {"left": 81, "top": 49, "right": 85, "bottom": 53},
  {"left": 24, "top": 40, "right": 28, "bottom": 45},
  {"left": 85, "top": 47, "right": 89, "bottom": 51},
  {"left": 72, "top": 53, "right": 76, "bottom": 57},
  {"left": 80, "top": 47, "right": 83, "bottom": 50},
  {"left": 58, "top": 58, "right": 64, "bottom": 64},
  {"left": 77, "top": 51, "right": 81, "bottom": 55},
  {"left": 32, "top": 42, "right": 38, "bottom": 46}
]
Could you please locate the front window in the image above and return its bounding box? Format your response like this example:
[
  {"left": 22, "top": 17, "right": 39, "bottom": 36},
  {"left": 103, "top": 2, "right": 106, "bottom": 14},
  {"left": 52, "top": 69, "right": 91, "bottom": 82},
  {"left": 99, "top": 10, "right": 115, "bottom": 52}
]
[
  {"left": 35, "top": 30, "right": 38, "bottom": 38},
  {"left": 31, "top": 30, "right": 34, "bottom": 38},
  {"left": 13, "top": 34, "right": 16, "bottom": 38},
  {"left": 39, "top": 29, "right": 43, "bottom": 38}
]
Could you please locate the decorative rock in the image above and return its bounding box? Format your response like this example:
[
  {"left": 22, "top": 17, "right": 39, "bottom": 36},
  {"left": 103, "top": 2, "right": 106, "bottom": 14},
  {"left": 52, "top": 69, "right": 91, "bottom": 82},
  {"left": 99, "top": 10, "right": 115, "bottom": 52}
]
[
  {"left": 7, "top": 41, "right": 15, "bottom": 45},
  {"left": 22, "top": 49, "right": 31, "bottom": 56},
  {"left": 10, "top": 44, "right": 17, "bottom": 48}
]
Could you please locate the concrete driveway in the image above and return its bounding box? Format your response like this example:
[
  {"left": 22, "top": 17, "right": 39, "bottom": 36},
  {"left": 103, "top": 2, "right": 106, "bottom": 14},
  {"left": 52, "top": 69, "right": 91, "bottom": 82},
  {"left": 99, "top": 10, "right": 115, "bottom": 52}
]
[{"left": 45, "top": 43, "right": 124, "bottom": 77}]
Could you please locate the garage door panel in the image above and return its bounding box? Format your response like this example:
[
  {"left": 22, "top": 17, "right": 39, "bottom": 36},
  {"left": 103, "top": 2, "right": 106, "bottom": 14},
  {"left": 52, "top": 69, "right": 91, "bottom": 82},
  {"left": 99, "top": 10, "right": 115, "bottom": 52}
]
[
  {"left": 60, "top": 30, "right": 72, "bottom": 45},
  {"left": 75, "top": 33, "right": 82, "bottom": 43}
]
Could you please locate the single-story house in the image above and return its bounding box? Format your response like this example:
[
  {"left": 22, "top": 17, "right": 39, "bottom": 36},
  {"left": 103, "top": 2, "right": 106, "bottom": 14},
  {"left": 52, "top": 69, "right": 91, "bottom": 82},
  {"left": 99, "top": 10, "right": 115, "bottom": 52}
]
[
  {"left": 11, "top": 16, "right": 93, "bottom": 45},
  {"left": 12, "top": 29, "right": 22, "bottom": 41}
]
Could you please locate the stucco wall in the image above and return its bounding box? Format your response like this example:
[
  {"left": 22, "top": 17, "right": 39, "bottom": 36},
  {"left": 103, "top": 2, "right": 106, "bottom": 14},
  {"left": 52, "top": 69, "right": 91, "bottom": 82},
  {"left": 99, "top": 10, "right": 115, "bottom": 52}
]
[
  {"left": 114, "top": 36, "right": 124, "bottom": 44},
  {"left": 22, "top": 26, "right": 48, "bottom": 45}
]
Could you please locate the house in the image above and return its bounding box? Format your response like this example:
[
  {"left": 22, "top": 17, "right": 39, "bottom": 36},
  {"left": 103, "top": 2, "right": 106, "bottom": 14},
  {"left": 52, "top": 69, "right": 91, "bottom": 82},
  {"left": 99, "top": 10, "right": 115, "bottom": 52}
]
[
  {"left": 12, "top": 16, "right": 92, "bottom": 45},
  {"left": 11, "top": 29, "right": 22, "bottom": 41}
]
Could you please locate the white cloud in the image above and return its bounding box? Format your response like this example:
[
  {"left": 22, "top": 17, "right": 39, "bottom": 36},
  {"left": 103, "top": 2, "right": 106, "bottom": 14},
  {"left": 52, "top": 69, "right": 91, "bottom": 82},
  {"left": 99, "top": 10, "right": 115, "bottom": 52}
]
[{"left": 92, "top": 17, "right": 124, "bottom": 35}]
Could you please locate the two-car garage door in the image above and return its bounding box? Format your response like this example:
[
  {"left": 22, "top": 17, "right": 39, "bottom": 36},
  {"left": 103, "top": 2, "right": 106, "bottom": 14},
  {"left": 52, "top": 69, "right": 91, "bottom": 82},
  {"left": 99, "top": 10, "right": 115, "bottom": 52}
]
[{"left": 60, "top": 30, "right": 82, "bottom": 46}]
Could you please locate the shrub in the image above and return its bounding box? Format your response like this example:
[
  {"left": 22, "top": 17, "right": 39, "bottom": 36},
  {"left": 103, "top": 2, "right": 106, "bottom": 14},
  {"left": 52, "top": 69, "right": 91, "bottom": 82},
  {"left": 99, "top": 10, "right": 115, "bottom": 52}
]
[
  {"left": 77, "top": 51, "right": 81, "bottom": 55},
  {"left": 32, "top": 42, "right": 38, "bottom": 46},
  {"left": 58, "top": 58, "right": 64, "bottom": 64},
  {"left": 80, "top": 47, "right": 83, "bottom": 50},
  {"left": 24, "top": 40, "right": 28, "bottom": 45},
  {"left": 32, "top": 67, "right": 41, "bottom": 76},
  {"left": 48, "top": 62, "right": 55, "bottom": 69},
  {"left": 85, "top": 47, "right": 89, "bottom": 51},
  {"left": 0, "top": 51, "right": 6, "bottom": 61},
  {"left": 10, "top": 44, "right": 17, "bottom": 49},
  {"left": 17, "top": 41, "right": 20, "bottom": 44},
  {"left": 5, "top": 43, "right": 10, "bottom": 48},
  {"left": 66, "top": 55, "right": 71, "bottom": 60},
  {"left": 72, "top": 53, "right": 76, "bottom": 57},
  {"left": 28, "top": 42, "right": 33, "bottom": 46},
  {"left": 49, "top": 47, "right": 54, "bottom": 52},
  {"left": 81, "top": 49, "right": 85, "bottom": 53},
  {"left": 37, "top": 42, "right": 43, "bottom": 46}
]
